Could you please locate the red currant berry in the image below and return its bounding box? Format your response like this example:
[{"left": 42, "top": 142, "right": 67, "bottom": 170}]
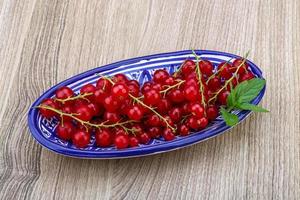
[
  {"left": 128, "top": 84, "right": 140, "bottom": 97},
  {"left": 162, "top": 128, "right": 175, "bottom": 141},
  {"left": 182, "top": 103, "right": 190, "bottom": 115},
  {"left": 60, "top": 105, "right": 73, "bottom": 121},
  {"left": 187, "top": 116, "right": 200, "bottom": 130},
  {"left": 164, "top": 77, "right": 175, "bottom": 86},
  {"left": 184, "top": 85, "right": 199, "bottom": 102},
  {"left": 141, "top": 81, "right": 152, "bottom": 93},
  {"left": 168, "top": 107, "right": 182, "bottom": 123},
  {"left": 206, "top": 105, "right": 218, "bottom": 121},
  {"left": 199, "top": 60, "right": 214, "bottom": 76},
  {"left": 56, "top": 121, "right": 74, "bottom": 140},
  {"left": 231, "top": 58, "right": 249, "bottom": 75},
  {"left": 104, "top": 111, "right": 120, "bottom": 123},
  {"left": 96, "top": 78, "right": 112, "bottom": 92},
  {"left": 198, "top": 117, "right": 208, "bottom": 129},
  {"left": 74, "top": 104, "right": 93, "bottom": 121},
  {"left": 168, "top": 88, "right": 185, "bottom": 103},
  {"left": 153, "top": 69, "right": 169, "bottom": 84},
  {"left": 113, "top": 73, "right": 128, "bottom": 84},
  {"left": 72, "top": 130, "right": 90, "bottom": 148},
  {"left": 103, "top": 95, "right": 120, "bottom": 112},
  {"left": 239, "top": 72, "right": 255, "bottom": 82},
  {"left": 87, "top": 102, "right": 100, "bottom": 116},
  {"left": 139, "top": 132, "right": 151, "bottom": 144},
  {"left": 178, "top": 124, "right": 189, "bottom": 136},
  {"left": 127, "top": 105, "right": 144, "bottom": 121},
  {"left": 162, "top": 115, "right": 174, "bottom": 127},
  {"left": 143, "top": 89, "right": 161, "bottom": 106},
  {"left": 152, "top": 83, "right": 163, "bottom": 91},
  {"left": 208, "top": 77, "right": 221, "bottom": 91},
  {"left": 181, "top": 60, "right": 196, "bottom": 76},
  {"left": 128, "top": 80, "right": 140, "bottom": 88},
  {"left": 190, "top": 103, "right": 205, "bottom": 118},
  {"left": 39, "top": 98, "right": 59, "bottom": 118},
  {"left": 148, "top": 127, "right": 161, "bottom": 138},
  {"left": 147, "top": 114, "right": 161, "bottom": 126},
  {"left": 80, "top": 84, "right": 96, "bottom": 101},
  {"left": 156, "top": 98, "right": 171, "bottom": 114},
  {"left": 95, "top": 129, "right": 112, "bottom": 147},
  {"left": 111, "top": 83, "right": 129, "bottom": 101},
  {"left": 226, "top": 77, "right": 238, "bottom": 91},
  {"left": 218, "top": 90, "right": 230, "bottom": 105},
  {"left": 55, "top": 86, "right": 74, "bottom": 100},
  {"left": 218, "top": 62, "right": 232, "bottom": 80},
  {"left": 94, "top": 88, "right": 108, "bottom": 104},
  {"left": 114, "top": 134, "right": 129, "bottom": 149},
  {"left": 184, "top": 78, "right": 198, "bottom": 87},
  {"left": 129, "top": 136, "right": 139, "bottom": 147}
]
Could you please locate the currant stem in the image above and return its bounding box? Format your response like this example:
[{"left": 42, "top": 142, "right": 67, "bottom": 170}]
[
  {"left": 192, "top": 50, "right": 207, "bottom": 108},
  {"left": 55, "top": 93, "right": 93, "bottom": 103},
  {"left": 37, "top": 105, "right": 136, "bottom": 130},
  {"left": 207, "top": 51, "right": 250, "bottom": 104},
  {"left": 129, "top": 94, "right": 176, "bottom": 132},
  {"left": 205, "top": 57, "right": 235, "bottom": 84}
]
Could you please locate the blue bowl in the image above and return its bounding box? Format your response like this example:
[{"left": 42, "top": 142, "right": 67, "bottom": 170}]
[{"left": 28, "top": 50, "right": 266, "bottom": 159}]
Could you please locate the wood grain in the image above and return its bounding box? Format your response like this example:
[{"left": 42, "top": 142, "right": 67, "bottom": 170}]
[{"left": 0, "top": 0, "right": 299, "bottom": 199}]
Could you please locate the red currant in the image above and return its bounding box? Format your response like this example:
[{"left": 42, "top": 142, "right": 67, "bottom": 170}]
[
  {"left": 168, "top": 88, "right": 185, "bottom": 103},
  {"left": 74, "top": 104, "right": 93, "bottom": 121},
  {"left": 94, "top": 88, "right": 108, "bottom": 104},
  {"left": 129, "top": 136, "right": 139, "bottom": 147},
  {"left": 218, "top": 62, "right": 232, "bottom": 80},
  {"left": 55, "top": 86, "right": 74, "bottom": 100},
  {"left": 128, "top": 84, "right": 140, "bottom": 97},
  {"left": 184, "top": 85, "right": 200, "bottom": 102},
  {"left": 231, "top": 58, "right": 249, "bottom": 75},
  {"left": 199, "top": 60, "right": 214, "bottom": 76},
  {"left": 148, "top": 127, "right": 161, "bottom": 138},
  {"left": 198, "top": 117, "right": 208, "bottom": 129},
  {"left": 56, "top": 121, "right": 74, "bottom": 140},
  {"left": 139, "top": 132, "right": 151, "bottom": 144},
  {"left": 103, "top": 95, "right": 120, "bottom": 112},
  {"left": 104, "top": 111, "right": 120, "bottom": 123},
  {"left": 114, "top": 134, "right": 129, "bottom": 149},
  {"left": 127, "top": 105, "right": 144, "bottom": 121},
  {"left": 87, "top": 102, "right": 100, "bottom": 116},
  {"left": 153, "top": 69, "right": 169, "bottom": 84},
  {"left": 72, "top": 130, "right": 90, "bottom": 148},
  {"left": 168, "top": 107, "right": 182, "bottom": 123},
  {"left": 128, "top": 80, "right": 140, "bottom": 88},
  {"left": 39, "top": 98, "right": 59, "bottom": 118},
  {"left": 208, "top": 77, "right": 221, "bottom": 91},
  {"left": 240, "top": 72, "right": 255, "bottom": 82},
  {"left": 164, "top": 77, "right": 175, "bottom": 86},
  {"left": 143, "top": 89, "right": 161, "bottom": 106},
  {"left": 162, "top": 128, "right": 175, "bottom": 141},
  {"left": 181, "top": 60, "right": 196, "bottom": 76},
  {"left": 156, "top": 98, "right": 171, "bottom": 114},
  {"left": 95, "top": 129, "right": 112, "bottom": 147},
  {"left": 96, "top": 78, "right": 112, "bottom": 92},
  {"left": 206, "top": 105, "right": 218, "bottom": 121},
  {"left": 218, "top": 90, "right": 230, "bottom": 105},
  {"left": 141, "top": 81, "right": 152, "bottom": 93},
  {"left": 80, "top": 84, "right": 96, "bottom": 101},
  {"left": 111, "top": 83, "right": 129, "bottom": 101},
  {"left": 178, "top": 124, "right": 189, "bottom": 136},
  {"left": 147, "top": 114, "right": 161, "bottom": 126},
  {"left": 190, "top": 103, "right": 205, "bottom": 118},
  {"left": 113, "top": 73, "right": 128, "bottom": 83}
]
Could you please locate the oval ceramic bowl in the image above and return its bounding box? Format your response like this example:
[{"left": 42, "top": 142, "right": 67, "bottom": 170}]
[{"left": 28, "top": 50, "right": 265, "bottom": 159}]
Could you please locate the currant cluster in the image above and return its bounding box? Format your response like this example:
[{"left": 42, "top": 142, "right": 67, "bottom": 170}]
[{"left": 38, "top": 53, "right": 255, "bottom": 149}]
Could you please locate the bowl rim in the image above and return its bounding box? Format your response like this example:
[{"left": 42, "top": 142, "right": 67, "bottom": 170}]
[{"left": 27, "top": 49, "right": 265, "bottom": 159}]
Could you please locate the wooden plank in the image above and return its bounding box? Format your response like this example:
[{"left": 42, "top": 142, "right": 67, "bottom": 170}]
[{"left": 0, "top": 0, "right": 299, "bottom": 199}]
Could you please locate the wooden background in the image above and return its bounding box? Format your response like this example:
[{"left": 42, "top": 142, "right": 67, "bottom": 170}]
[{"left": 0, "top": 0, "right": 299, "bottom": 199}]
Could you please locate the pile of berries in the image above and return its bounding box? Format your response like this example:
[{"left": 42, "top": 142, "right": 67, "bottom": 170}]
[{"left": 38, "top": 54, "right": 254, "bottom": 149}]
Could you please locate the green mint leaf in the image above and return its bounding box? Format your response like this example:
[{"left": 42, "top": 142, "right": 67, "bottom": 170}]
[
  {"left": 235, "top": 78, "right": 265, "bottom": 103},
  {"left": 237, "top": 103, "right": 269, "bottom": 112},
  {"left": 220, "top": 107, "right": 239, "bottom": 126},
  {"left": 227, "top": 88, "right": 237, "bottom": 108}
]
